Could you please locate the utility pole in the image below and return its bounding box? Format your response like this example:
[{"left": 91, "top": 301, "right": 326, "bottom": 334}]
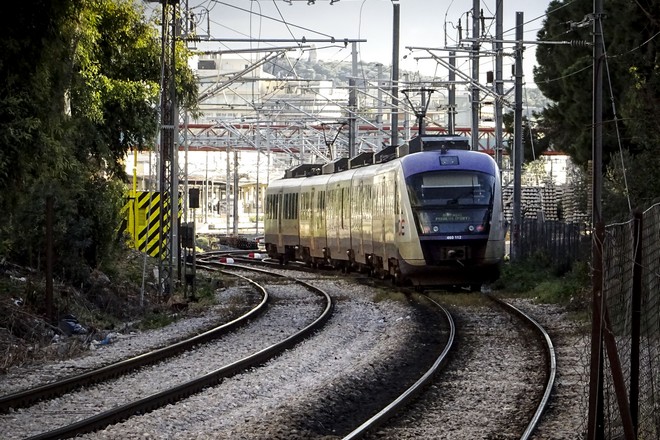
[
  {"left": 376, "top": 64, "right": 384, "bottom": 147},
  {"left": 588, "top": 0, "right": 605, "bottom": 437},
  {"left": 471, "top": 0, "right": 480, "bottom": 150},
  {"left": 391, "top": 0, "right": 400, "bottom": 148},
  {"left": 233, "top": 150, "right": 239, "bottom": 236},
  {"left": 448, "top": 52, "right": 456, "bottom": 134},
  {"left": 512, "top": 12, "right": 523, "bottom": 261},
  {"left": 255, "top": 115, "right": 260, "bottom": 235},
  {"left": 153, "top": 0, "right": 178, "bottom": 297},
  {"left": 348, "top": 41, "right": 358, "bottom": 158},
  {"left": 494, "top": 0, "right": 504, "bottom": 169}
]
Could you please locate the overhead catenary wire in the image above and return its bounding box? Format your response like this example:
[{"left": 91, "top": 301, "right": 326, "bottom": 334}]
[{"left": 599, "top": 19, "right": 632, "bottom": 214}]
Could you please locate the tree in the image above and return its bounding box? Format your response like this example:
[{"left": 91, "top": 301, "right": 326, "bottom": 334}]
[
  {"left": 502, "top": 112, "right": 547, "bottom": 163},
  {"left": 534, "top": 0, "right": 660, "bottom": 216},
  {"left": 0, "top": 0, "right": 197, "bottom": 282}
]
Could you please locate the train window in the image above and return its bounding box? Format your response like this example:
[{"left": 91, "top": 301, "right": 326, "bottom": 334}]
[
  {"left": 274, "top": 194, "right": 281, "bottom": 219},
  {"left": 282, "top": 193, "right": 299, "bottom": 220},
  {"left": 407, "top": 171, "right": 494, "bottom": 207},
  {"left": 293, "top": 193, "right": 298, "bottom": 219}
]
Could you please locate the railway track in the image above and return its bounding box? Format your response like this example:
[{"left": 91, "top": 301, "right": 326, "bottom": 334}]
[
  {"left": 360, "top": 292, "right": 556, "bottom": 439},
  {"left": 2, "top": 254, "right": 557, "bottom": 439},
  {"left": 0, "top": 270, "right": 268, "bottom": 413},
  {"left": 201, "top": 252, "right": 557, "bottom": 439},
  {"left": 0, "top": 266, "right": 333, "bottom": 439}
]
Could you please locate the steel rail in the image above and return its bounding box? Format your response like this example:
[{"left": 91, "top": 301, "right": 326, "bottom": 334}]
[
  {"left": 487, "top": 294, "right": 557, "bottom": 440},
  {"left": 342, "top": 294, "right": 456, "bottom": 440},
  {"left": 0, "top": 270, "right": 268, "bottom": 413},
  {"left": 28, "top": 269, "right": 334, "bottom": 440}
]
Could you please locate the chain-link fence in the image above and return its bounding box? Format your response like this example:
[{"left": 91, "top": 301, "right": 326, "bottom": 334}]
[
  {"left": 516, "top": 205, "right": 660, "bottom": 438},
  {"left": 596, "top": 203, "right": 660, "bottom": 438}
]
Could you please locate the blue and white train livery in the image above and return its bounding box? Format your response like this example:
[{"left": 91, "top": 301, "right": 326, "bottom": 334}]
[{"left": 264, "top": 135, "right": 506, "bottom": 288}]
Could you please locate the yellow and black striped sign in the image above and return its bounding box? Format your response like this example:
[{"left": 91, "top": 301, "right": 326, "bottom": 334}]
[
  {"left": 121, "top": 190, "right": 181, "bottom": 259},
  {"left": 137, "top": 191, "right": 166, "bottom": 257}
]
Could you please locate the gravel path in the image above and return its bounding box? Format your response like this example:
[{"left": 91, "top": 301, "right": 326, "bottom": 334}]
[{"left": 509, "top": 297, "right": 589, "bottom": 440}]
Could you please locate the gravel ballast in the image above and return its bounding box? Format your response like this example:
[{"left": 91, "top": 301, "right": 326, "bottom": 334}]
[{"left": 0, "top": 274, "right": 590, "bottom": 439}]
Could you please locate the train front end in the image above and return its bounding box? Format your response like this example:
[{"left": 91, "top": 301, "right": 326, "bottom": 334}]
[{"left": 397, "top": 148, "right": 505, "bottom": 287}]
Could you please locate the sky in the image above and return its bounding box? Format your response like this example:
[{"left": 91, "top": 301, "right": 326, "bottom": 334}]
[{"left": 183, "top": 0, "right": 553, "bottom": 86}]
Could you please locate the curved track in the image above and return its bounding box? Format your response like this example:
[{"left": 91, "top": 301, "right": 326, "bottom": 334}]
[
  {"left": 2, "top": 267, "right": 333, "bottom": 440},
  {"left": 200, "top": 253, "right": 556, "bottom": 439},
  {"left": 0, "top": 270, "right": 268, "bottom": 413},
  {"left": 487, "top": 294, "right": 557, "bottom": 440},
  {"left": 342, "top": 294, "right": 456, "bottom": 439}
]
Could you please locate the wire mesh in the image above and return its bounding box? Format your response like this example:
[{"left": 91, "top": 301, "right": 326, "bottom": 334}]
[{"left": 598, "top": 203, "right": 660, "bottom": 439}]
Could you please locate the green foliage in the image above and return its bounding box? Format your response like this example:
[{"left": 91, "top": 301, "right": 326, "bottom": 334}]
[
  {"left": 496, "top": 255, "right": 590, "bottom": 305},
  {"left": 0, "top": 0, "right": 198, "bottom": 287},
  {"left": 604, "top": 149, "right": 660, "bottom": 221},
  {"left": 138, "top": 310, "right": 179, "bottom": 330},
  {"left": 192, "top": 273, "right": 225, "bottom": 303},
  {"left": 502, "top": 112, "right": 549, "bottom": 162},
  {"left": 6, "top": 175, "right": 125, "bottom": 284},
  {"left": 534, "top": 0, "right": 660, "bottom": 219}
]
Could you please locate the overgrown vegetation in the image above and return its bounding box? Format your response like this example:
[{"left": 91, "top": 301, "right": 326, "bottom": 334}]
[
  {"left": 1, "top": 0, "right": 197, "bottom": 282},
  {"left": 494, "top": 252, "right": 591, "bottom": 309},
  {"left": 0, "top": 243, "right": 234, "bottom": 370},
  {"left": 0, "top": 0, "right": 199, "bottom": 367}
]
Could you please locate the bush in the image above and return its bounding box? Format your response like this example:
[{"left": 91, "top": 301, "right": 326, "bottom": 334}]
[{"left": 495, "top": 254, "right": 590, "bottom": 306}]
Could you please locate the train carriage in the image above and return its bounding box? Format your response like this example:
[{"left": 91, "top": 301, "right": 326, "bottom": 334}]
[
  {"left": 264, "top": 165, "right": 320, "bottom": 262},
  {"left": 325, "top": 169, "right": 355, "bottom": 267},
  {"left": 265, "top": 135, "right": 505, "bottom": 288},
  {"left": 298, "top": 173, "right": 332, "bottom": 265}
]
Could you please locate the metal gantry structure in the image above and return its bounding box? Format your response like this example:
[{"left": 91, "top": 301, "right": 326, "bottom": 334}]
[
  {"left": 153, "top": 0, "right": 179, "bottom": 297},
  {"left": 147, "top": 0, "right": 586, "bottom": 295}
]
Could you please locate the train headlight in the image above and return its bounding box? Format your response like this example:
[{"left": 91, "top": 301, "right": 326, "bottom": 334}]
[
  {"left": 468, "top": 225, "right": 475, "bottom": 232},
  {"left": 432, "top": 226, "right": 439, "bottom": 233}
]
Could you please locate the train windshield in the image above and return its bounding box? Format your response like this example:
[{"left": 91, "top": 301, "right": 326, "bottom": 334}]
[{"left": 406, "top": 171, "right": 495, "bottom": 236}]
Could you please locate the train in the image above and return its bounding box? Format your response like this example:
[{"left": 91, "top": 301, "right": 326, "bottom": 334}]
[{"left": 263, "top": 134, "right": 506, "bottom": 289}]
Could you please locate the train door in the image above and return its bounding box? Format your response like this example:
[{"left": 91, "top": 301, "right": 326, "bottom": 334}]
[
  {"left": 373, "top": 175, "right": 387, "bottom": 262},
  {"left": 363, "top": 182, "right": 373, "bottom": 260},
  {"left": 339, "top": 185, "right": 351, "bottom": 260},
  {"left": 264, "top": 188, "right": 283, "bottom": 255},
  {"left": 309, "top": 187, "right": 327, "bottom": 259},
  {"left": 276, "top": 192, "right": 283, "bottom": 249},
  {"left": 350, "top": 181, "right": 363, "bottom": 264},
  {"left": 299, "top": 190, "right": 311, "bottom": 258},
  {"left": 384, "top": 172, "right": 397, "bottom": 258},
  {"left": 309, "top": 187, "right": 317, "bottom": 256},
  {"left": 327, "top": 184, "right": 340, "bottom": 256}
]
